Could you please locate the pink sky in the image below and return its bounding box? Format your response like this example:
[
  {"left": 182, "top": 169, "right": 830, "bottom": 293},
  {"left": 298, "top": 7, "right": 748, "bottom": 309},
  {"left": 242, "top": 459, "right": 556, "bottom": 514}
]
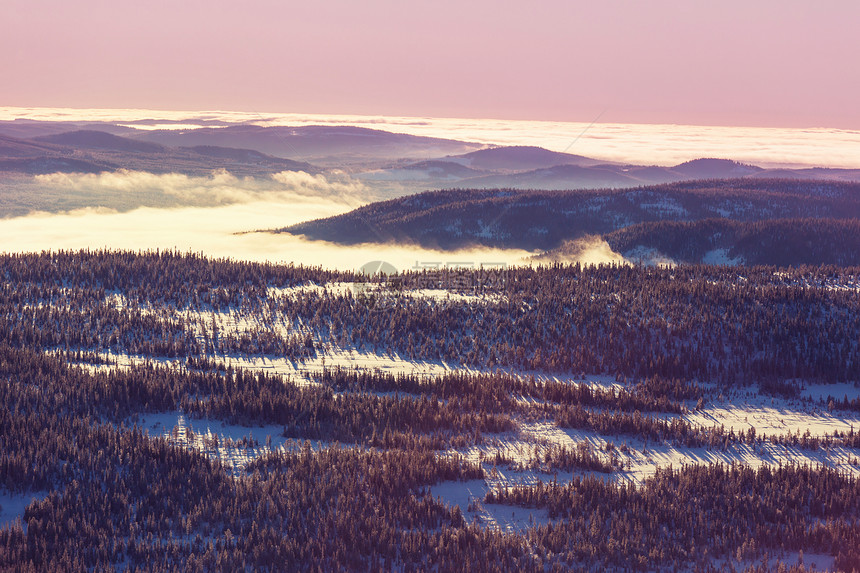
[{"left": 3, "top": 0, "right": 858, "bottom": 129}]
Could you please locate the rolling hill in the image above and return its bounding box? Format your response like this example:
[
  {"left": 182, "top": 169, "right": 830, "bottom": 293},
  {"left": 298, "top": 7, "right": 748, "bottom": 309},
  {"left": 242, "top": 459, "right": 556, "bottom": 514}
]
[
  {"left": 0, "top": 131, "right": 316, "bottom": 176},
  {"left": 671, "top": 158, "right": 763, "bottom": 179},
  {"left": 35, "top": 130, "right": 167, "bottom": 153},
  {"left": 358, "top": 160, "right": 487, "bottom": 182},
  {"left": 278, "top": 178, "right": 860, "bottom": 252},
  {"left": 601, "top": 217, "right": 860, "bottom": 266},
  {"left": 362, "top": 153, "right": 860, "bottom": 193},
  {"left": 129, "top": 125, "right": 485, "bottom": 166},
  {"left": 5, "top": 119, "right": 860, "bottom": 191},
  {"left": 438, "top": 145, "right": 603, "bottom": 171},
  {"left": 458, "top": 164, "right": 641, "bottom": 190}
]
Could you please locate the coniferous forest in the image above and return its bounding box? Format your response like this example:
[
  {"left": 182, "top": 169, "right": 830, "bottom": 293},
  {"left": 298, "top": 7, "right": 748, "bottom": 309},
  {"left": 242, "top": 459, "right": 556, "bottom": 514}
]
[{"left": 1, "top": 250, "right": 860, "bottom": 571}]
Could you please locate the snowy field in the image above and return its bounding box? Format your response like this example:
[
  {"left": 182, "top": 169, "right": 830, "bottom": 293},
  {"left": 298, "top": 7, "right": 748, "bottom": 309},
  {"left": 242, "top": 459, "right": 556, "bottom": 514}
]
[
  {"left": 127, "top": 412, "right": 332, "bottom": 476},
  {"left": 46, "top": 281, "right": 860, "bottom": 567},
  {"left": 0, "top": 491, "right": 48, "bottom": 528},
  {"left": 68, "top": 337, "right": 860, "bottom": 486}
]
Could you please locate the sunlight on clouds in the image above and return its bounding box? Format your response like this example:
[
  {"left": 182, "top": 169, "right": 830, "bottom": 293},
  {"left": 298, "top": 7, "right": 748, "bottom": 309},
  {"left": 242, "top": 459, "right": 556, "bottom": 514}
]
[
  {"left": 0, "top": 202, "right": 535, "bottom": 271},
  {"left": 33, "top": 169, "right": 369, "bottom": 207},
  {"left": 531, "top": 237, "right": 628, "bottom": 267},
  {"left": 1, "top": 167, "right": 534, "bottom": 271}
]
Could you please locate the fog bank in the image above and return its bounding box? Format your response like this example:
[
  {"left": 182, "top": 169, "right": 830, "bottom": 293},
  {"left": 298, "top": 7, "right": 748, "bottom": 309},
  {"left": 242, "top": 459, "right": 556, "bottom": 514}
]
[{"left": 0, "top": 201, "right": 535, "bottom": 271}]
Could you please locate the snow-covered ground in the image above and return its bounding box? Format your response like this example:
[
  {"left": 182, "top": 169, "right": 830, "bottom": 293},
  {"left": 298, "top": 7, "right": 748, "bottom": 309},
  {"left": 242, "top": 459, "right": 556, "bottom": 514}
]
[
  {"left": 801, "top": 381, "right": 860, "bottom": 402},
  {"left": 0, "top": 490, "right": 48, "bottom": 528},
  {"left": 74, "top": 340, "right": 860, "bottom": 491},
  {"left": 439, "top": 395, "right": 860, "bottom": 526},
  {"left": 702, "top": 248, "right": 744, "bottom": 266},
  {"left": 128, "top": 412, "right": 330, "bottom": 474},
  {"left": 63, "top": 341, "right": 629, "bottom": 395},
  {"left": 714, "top": 552, "right": 834, "bottom": 572},
  {"left": 55, "top": 286, "right": 860, "bottom": 551},
  {"left": 431, "top": 479, "right": 552, "bottom": 532},
  {"left": 689, "top": 400, "right": 860, "bottom": 437}
]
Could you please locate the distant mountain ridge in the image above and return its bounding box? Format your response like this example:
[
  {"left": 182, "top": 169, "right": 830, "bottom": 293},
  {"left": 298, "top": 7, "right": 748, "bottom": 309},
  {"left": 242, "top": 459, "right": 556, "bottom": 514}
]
[
  {"left": 0, "top": 131, "right": 316, "bottom": 176},
  {"left": 362, "top": 153, "right": 860, "bottom": 192},
  {"left": 671, "top": 158, "right": 763, "bottom": 179},
  {"left": 0, "top": 124, "right": 486, "bottom": 176},
  {"left": 35, "top": 130, "right": 166, "bottom": 154},
  {"left": 3, "top": 119, "right": 860, "bottom": 191},
  {"left": 128, "top": 125, "right": 484, "bottom": 166},
  {"left": 458, "top": 164, "right": 640, "bottom": 190},
  {"left": 358, "top": 160, "right": 486, "bottom": 182},
  {"left": 438, "top": 145, "right": 602, "bottom": 171}
]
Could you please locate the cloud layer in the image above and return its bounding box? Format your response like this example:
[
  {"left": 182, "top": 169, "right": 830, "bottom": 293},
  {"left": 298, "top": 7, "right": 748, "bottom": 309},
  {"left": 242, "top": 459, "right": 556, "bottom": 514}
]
[
  {"left": 0, "top": 169, "right": 534, "bottom": 271},
  {"left": 0, "top": 169, "right": 371, "bottom": 219},
  {"left": 33, "top": 169, "right": 368, "bottom": 207},
  {"left": 531, "top": 236, "right": 628, "bottom": 267},
  {"left": 0, "top": 203, "right": 535, "bottom": 270}
]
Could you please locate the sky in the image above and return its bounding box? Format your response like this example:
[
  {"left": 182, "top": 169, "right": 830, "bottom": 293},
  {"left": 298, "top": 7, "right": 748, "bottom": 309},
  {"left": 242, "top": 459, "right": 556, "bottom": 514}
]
[{"left": 3, "top": 0, "right": 858, "bottom": 129}]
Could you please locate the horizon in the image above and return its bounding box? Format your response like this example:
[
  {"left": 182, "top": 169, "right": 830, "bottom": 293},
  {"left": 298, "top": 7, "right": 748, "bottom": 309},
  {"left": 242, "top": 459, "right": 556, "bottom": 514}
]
[{"left": 6, "top": 104, "right": 860, "bottom": 133}]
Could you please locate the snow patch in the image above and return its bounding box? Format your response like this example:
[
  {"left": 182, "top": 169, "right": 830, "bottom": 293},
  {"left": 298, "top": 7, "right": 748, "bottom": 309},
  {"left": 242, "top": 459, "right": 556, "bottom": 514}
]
[
  {"left": 623, "top": 246, "right": 677, "bottom": 267},
  {"left": 0, "top": 490, "right": 49, "bottom": 527},
  {"left": 431, "top": 479, "right": 551, "bottom": 532},
  {"left": 129, "top": 412, "right": 326, "bottom": 474},
  {"left": 702, "top": 248, "right": 744, "bottom": 266}
]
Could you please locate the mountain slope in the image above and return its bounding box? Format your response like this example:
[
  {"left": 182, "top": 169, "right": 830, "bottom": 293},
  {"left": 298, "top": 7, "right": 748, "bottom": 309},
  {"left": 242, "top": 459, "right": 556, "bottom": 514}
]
[
  {"left": 130, "top": 125, "right": 484, "bottom": 166},
  {"left": 358, "top": 160, "right": 486, "bottom": 182},
  {"left": 0, "top": 119, "right": 135, "bottom": 139},
  {"left": 352, "top": 152, "right": 860, "bottom": 193},
  {"left": 439, "top": 145, "right": 603, "bottom": 171},
  {"left": 672, "top": 158, "right": 763, "bottom": 179},
  {"left": 0, "top": 134, "right": 67, "bottom": 158},
  {"left": 0, "top": 156, "right": 115, "bottom": 174},
  {"left": 602, "top": 217, "right": 860, "bottom": 266},
  {"left": 459, "top": 164, "right": 641, "bottom": 190},
  {"left": 35, "top": 130, "right": 166, "bottom": 153},
  {"left": 278, "top": 179, "right": 860, "bottom": 251},
  {"left": 0, "top": 131, "right": 317, "bottom": 176}
]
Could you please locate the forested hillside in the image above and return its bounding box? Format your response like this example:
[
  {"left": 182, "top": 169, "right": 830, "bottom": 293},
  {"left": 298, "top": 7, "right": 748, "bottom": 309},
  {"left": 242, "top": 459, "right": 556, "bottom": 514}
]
[
  {"left": 1, "top": 251, "right": 859, "bottom": 571},
  {"left": 602, "top": 217, "right": 860, "bottom": 266},
  {"left": 280, "top": 179, "right": 860, "bottom": 257}
]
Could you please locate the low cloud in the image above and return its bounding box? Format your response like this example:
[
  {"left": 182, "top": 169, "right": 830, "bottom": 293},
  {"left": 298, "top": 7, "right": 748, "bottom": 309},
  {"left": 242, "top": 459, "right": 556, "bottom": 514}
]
[
  {"left": 0, "top": 201, "right": 533, "bottom": 271},
  {"left": 531, "top": 236, "right": 628, "bottom": 266},
  {"left": 0, "top": 167, "right": 533, "bottom": 271},
  {"left": 0, "top": 168, "right": 372, "bottom": 219},
  {"left": 30, "top": 169, "right": 369, "bottom": 210}
]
